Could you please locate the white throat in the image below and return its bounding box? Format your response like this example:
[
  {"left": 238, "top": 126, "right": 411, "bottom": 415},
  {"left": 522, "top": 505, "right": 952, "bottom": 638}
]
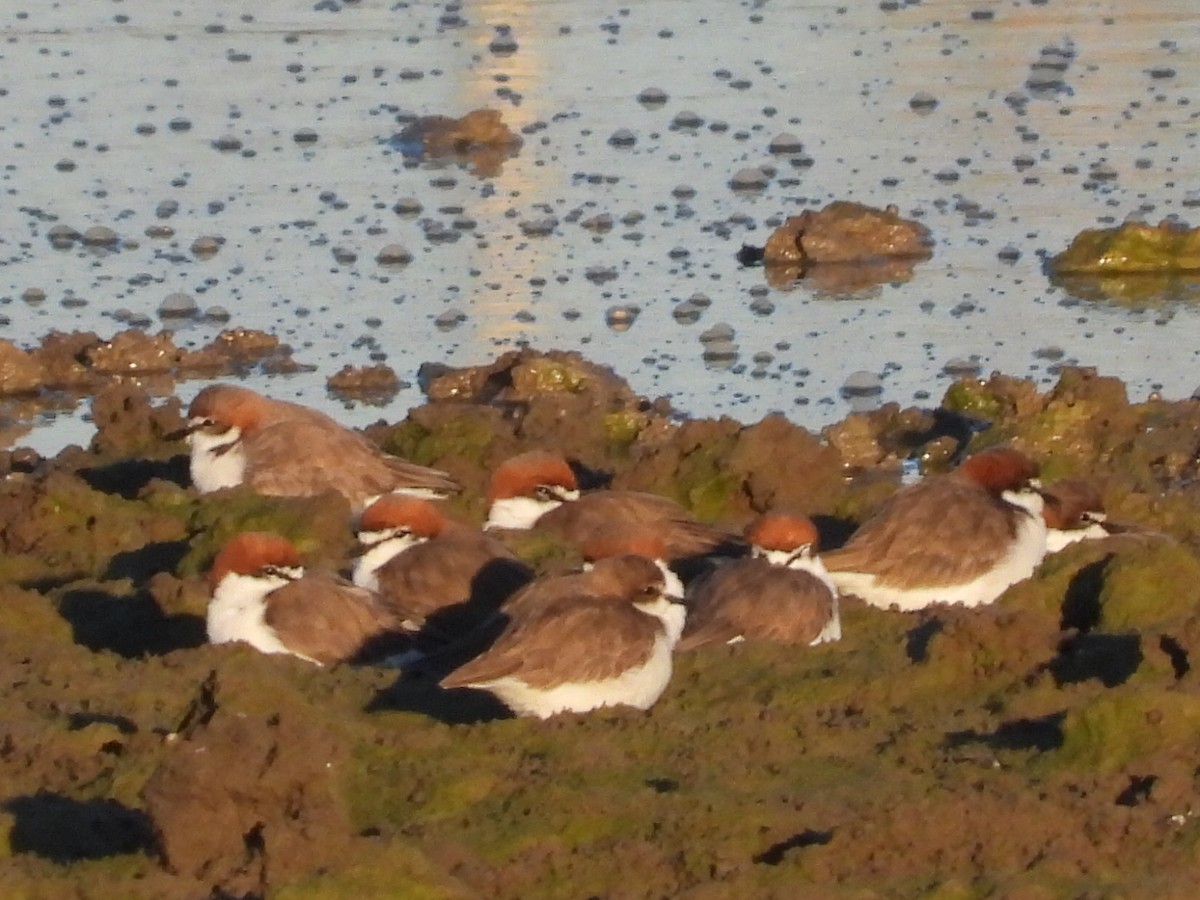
[
  {"left": 1046, "top": 521, "right": 1109, "bottom": 552},
  {"left": 352, "top": 531, "right": 428, "bottom": 590},
  {"left": 634, "top": 594, "right": 687, "bottom": 647},
  {"left": 188, "top": 423, "right": 245, "bottom": 493},
  {"left": 485, "top": 495, "right": 564, "bottom": 530},
  {"left": 207, "top": 570, "right": 318, "bottom": 664},
  {"left": 1001, "top": 487, "right": 1045, "bottom": 519}
]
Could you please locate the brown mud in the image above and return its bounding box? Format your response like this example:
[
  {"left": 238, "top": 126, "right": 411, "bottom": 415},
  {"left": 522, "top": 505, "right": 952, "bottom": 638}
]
[{"left": 3, "top": 349, "right": 1200, "bottom": 898}]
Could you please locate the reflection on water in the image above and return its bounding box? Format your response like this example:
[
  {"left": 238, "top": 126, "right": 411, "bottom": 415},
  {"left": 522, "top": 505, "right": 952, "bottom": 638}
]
[
  {"left": 1, "top": 0, "right": 1199, "bottom": 453},
  {"left": 1050, "top": 272, "right": 1200, "bottom": 309}
]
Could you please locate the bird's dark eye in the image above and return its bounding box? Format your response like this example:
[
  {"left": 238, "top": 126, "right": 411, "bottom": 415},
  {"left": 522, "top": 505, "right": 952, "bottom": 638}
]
[{"left": 535, "top": 486, "right": 558, "bottom": 501}]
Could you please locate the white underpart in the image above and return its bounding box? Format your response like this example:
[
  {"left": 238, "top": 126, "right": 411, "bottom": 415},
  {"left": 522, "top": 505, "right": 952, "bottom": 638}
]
[
  {"left": 484, "top": 495, "right": 565, "bottom": 530},
  {"left": 207, "top": 570, "right": 319, "bottom": 665},
  {"left": 188, "top": 423, "right": 245, "bottom": 493},
  {"left": 472, "top": 633, "right": 673, "bottom": 719},
  {"left": 755, "top": 545, "right": 842, "bottom": 644},
  {"left": 351, "top": 530, "right": 428, "bottom": 591},
  {"left": 1046, "top": 520, "right": 1109, "bottom": 553},
  {"left": 828, "top": 495, "right": 1048, "bottom": 611}
]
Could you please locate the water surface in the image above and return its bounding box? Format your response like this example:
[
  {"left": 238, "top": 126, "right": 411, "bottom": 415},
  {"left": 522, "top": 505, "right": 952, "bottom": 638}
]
[{"left": 2, "top": 0, "right": 1197, "bottom": 451}]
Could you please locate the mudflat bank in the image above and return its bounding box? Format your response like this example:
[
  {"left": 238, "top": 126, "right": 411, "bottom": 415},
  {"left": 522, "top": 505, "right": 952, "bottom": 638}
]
[{"left": 2, "top": 348, "right": 1200, "bottom": 898}]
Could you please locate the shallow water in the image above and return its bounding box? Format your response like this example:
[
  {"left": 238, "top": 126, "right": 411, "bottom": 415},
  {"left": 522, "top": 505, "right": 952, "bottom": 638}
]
[{"left": 2, "top": 0, "right": 1198, "bottom": 452}]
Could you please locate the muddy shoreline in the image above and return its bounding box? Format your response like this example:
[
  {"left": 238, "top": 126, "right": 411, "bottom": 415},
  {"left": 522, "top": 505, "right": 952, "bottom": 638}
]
[{"left": 3, "top": 349, "right": 1200, "bottom": 898}]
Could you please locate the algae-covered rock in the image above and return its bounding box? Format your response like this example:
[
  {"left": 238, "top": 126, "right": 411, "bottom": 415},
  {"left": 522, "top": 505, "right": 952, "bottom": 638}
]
[
  {"left": 180, "top": 488, "right": 352, "bottom": 577},
  {"left": 1051, "top": 220, "right": 1200, "bottom": 274},
  {"left": 83, "top": 330, "right": 183, "bottom": 376},
  {"left": 88, "top": 381, "right": 186, "bottom": 462},
  {"left": 325, "top": 363, "right": 402, "bottom": 404},
  {"left": 412, "top": 349, "right": 665, "bottom": 485},
  {"left": 1055, "top": 688, "right": 1200, "bottom": 773},
  {"left": 1050, "top": 220, "right": 1200, "bottom": 306},
  {"left": 941, "top": 372, "right": 1042, "bottom": 424},
  {"left": 0, "top": 470, "right": 188, "bottom": 584},
  {"left": 616, "top": 417, "right": 743, "bottom": 521},
  {"left": 1096, "top": 541, "right": 1200, "bottom": 633},
  {"left": 16, "top": 350, "right": 1200, "bottom": 897},
  {"left": 821, "top": 402, "right": 946, "bottom": 472},
  {"left": 729, "top": 413, "right": 845, "bottom": 513}
]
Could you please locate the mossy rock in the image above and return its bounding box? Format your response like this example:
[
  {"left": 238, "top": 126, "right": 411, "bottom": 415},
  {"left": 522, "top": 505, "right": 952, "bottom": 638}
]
[
  {"left": 274, "top": 841, "right": 473, "bottom": 899},
  {"left": 384, "top": 407, "right": 502, "bottom": 470},
  {"left": 0, "top": 471, "right": 188, "bottom": 583},
  {"left": 1097, "top": 541, "right": 1200, "bottom": 632},
  {"left": 1054, "top": 687, "right": 1200, "bottom": 773},
  {"left": 942, "top": 379, "right": 1009, "bottom": 422},
  {"left": 180, "top": 488, "right": 352, "bottom": 577},
  {"left": 0, "top": 584, "right": 73, "bottom": 641},
  {"left": 602, "top": 410, "right": 648, "bottom": 448},
  {"left": 1050, "top": 221, "right": 1200, "bottom": 275}
]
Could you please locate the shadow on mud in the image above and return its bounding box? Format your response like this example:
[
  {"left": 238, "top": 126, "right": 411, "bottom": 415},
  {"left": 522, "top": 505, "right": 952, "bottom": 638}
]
[
  {"left": 753, "top": 828, "right": 835, "bottom": 865},
  {"left": 58, "top": 586, "right": 204, "bottom": 658},
  {"left": 944, "top": 711, "right": 1067, "bottom": 753},
  {"left": 366, "top": 677, "right": 513, "bottom": 726},
  {"left": 2, "top": 793, "right": 154, "bottom": 862}
]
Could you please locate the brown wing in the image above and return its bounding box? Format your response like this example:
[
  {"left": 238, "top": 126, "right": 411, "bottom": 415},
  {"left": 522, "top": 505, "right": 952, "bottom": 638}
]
[
  {"left": 440, "top": 596, "right": 660, "bottom": 690},
  {"left": 499, "top": 569, "right": 599, "bottom": 620},
  {"left": 263, "top": 573, "right": 405, "bottom": 665},
  {"left": 821, "top": 478, "right": 1025, "bottom": 589},
  {"left": 679, "top": 559, "right": 834, "bottom": 651},
  {"left": 375, "top": 531, "right": 532, "bottom": 627},
  {"left": 540, "top": 492, "right": 740, "bottom": 559},
  {"left": 243, "top": 420, "right": 459, "bottom": 505}
]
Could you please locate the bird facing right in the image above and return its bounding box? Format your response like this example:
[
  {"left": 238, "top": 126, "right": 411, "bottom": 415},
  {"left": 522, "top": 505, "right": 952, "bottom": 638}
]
[
  {"left": 820, "top": 447, "right": 1047, "bottom": 611},
  {"left": 439, "top": 554, "right": 684, "bottom": 718},
  {"left": 679, "top": 511, "right": 840, "bottom": 651}
]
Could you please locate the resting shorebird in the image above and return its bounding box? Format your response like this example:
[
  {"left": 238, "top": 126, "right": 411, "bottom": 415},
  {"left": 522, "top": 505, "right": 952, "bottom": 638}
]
[
  {"left": 821, "top": 447, "right": 1047, "bottom": 611},
  {"left": 207, "top": 531, "right": 408, "bottom": 665},
  {"left": 679, "top": 511, "right": 840, "bottom": 650},
  {"left": 440, "top": 554, "right": 685, "bottom": 718},
  {"left": 352, "top": 494, "right": 532, "bottom": 639},
  {"left": 484, "top": 450, "right": 740, "bottom": 560},
  {"left": 182, "top": 384, "right": 460, "bottom": 509}
]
